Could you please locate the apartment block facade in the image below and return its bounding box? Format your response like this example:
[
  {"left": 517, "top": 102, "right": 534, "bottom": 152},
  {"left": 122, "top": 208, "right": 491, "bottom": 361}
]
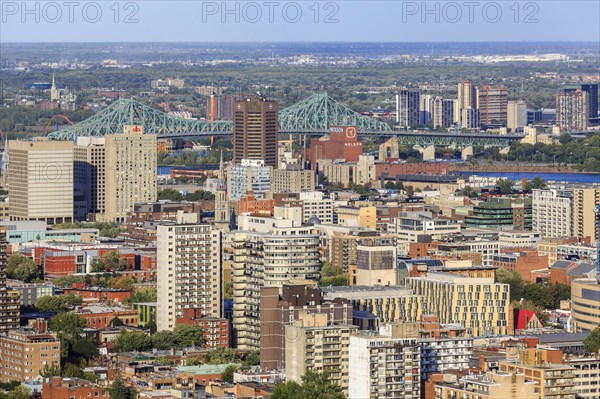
[{"left": 156, "top": 221, "right": 222, "bottom": 331}]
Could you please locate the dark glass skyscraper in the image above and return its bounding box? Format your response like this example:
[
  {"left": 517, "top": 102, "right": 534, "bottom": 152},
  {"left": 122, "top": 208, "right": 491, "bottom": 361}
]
[{"left": 233, "top": 97, "right": 279, "bottom": 168}]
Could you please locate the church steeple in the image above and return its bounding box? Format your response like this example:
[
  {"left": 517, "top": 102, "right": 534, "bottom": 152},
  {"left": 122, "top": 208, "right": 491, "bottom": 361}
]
[{"left": 50, "top": 73, "right": 60, "bottom": 102}]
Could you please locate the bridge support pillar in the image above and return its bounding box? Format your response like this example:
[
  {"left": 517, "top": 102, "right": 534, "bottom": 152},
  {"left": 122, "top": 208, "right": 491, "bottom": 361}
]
[
  {"left": 461, "top": 146, "right": 473, "bottom": 161},
  {"left": 423, "top": 145, "right": 435, "bottom": 161}
]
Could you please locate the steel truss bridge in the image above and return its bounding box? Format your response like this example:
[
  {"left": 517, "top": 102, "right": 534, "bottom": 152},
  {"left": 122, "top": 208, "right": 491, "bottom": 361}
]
[{"left": 46, "top": 93, "right": 524, "bottom": 147}]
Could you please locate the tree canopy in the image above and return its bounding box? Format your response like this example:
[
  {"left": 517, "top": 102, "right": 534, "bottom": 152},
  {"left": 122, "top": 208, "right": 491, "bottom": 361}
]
[
  {"left": 36, "top": 294, "right": 83, "bottom": 313},
  {"left": 272, "top": 371, "right": 345, "bottom": 399},
  {"left": 6, "top": 254, "right": 39, "bottom": 282},
  {"left": 584, "top": 326, "right": 600, "bottom": 354}
]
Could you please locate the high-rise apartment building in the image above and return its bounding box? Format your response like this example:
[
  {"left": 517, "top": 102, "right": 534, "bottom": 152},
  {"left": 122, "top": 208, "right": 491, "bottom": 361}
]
[
  {"left": 0, "top": 319, "right": 60, "bottom": 383},
  {"left": 233, "top": 97, "right": 278, "bottom": 168},
  {"left": 457, "top": 80, "right": 478, "bottom": 110},
  {"left": 0, "top": 227, "right": 19, "bottom": 333},
  {"left": 432, "top": 97, "right": 455, "bottom": 129},
  {"left": 349, "top": 322, "right": 421, "bottom": 399},
  {"left": 8, "top": 139, "right": 74, "bottom": 224},
  {"left": 156, "top": 218, "right": 222, "bottom": 331},
  {"left": 232, "top": 215, "right": 321, "bottom": 350},
  {"left": 564, "top": 84, "right": 598, "bottom": 124},
  {"left": 460, "top": 107, "right": 481, "bottom": 129},
  {"left": 396, "top": 89, "right": 421, "bottom": 128},
  {"left": 227, "top": 159, "right": 272, "bottom": 201},
  {"left": 478, "top": 85, "right": 508, "bottom": 126},
  {"left": 103, "top": 125, "right": 157, "bottom": 223},
  {"left": 507, "top": 100, "right": 527, "bottom": 132},
  {"left": 420, "top": 94, "right": 434, "bottom": 125},
  {"left": 259, "top": 283, "right": 353, "bottom": 370},
  {"left": 532, "top": 189, "right": 573, "bottom": 238},
  {"left": 285, "top": 312, "right": 358, "bottom": 396},
  {"left": 407, "top": 273, "right": 511, "bottom": 337},
  {"left": 457, "top": 80, "right": 479, "bottom": 127},
  {"left": 556, "top": 91, "right": 589, "bottom": 130},
  {"left": 572, "top": 188, "right": 600, "bottom": 242}
]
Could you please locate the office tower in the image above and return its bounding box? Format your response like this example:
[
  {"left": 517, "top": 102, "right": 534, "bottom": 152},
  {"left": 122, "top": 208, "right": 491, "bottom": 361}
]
[
  {"left": 564, "top": 83, "right": 598, "bottom": 124},
  {"left": 507, "top": 100, "right": 527, "bottom": 132},
  {"left": 460, "top": 107, "right": 480, "bottom": 129},
  {"left": 478, "top": 85, "right": 508, "bottom": 126},
  {"left": 532, "top": 189, "right": 573, "bottom": 238},
  {"left": 571, "top": 278, "right": 600, "bottom": 331},
  {"left": 396, "top": 89, "right": 420, "bottom": 128},
  {"left": 419, "top": 94, "right": 434, "bottom": 125},
  {"left": 457, "top": 80, "right": 478, "bottom": 110},
  {"left": 227, "top": 159, "right": 272, "bottom": 201},
  {"left": 556, "top": 91, "right": 589, "bottom": 130},
  {"left": 8, "top": 138, "right": 74, "bottom": 224},
  {"left": 349, "top": 322, "right": 421, "bottom": 399},
  {"left": 432, "top": 97, "right": 455, "bottom": 128},
  {"left": 259, "top": 283, "right": 353, "bottom": 370},
  {"left": 0, "top": 319, "right": 60, "bottom": 383},
  {"left": 156, "top": 219, "right": 222, "bottom": 331},
  {"left": 74, "top": 137, "right": 106, "bottom": 220},
  {"left": 464, "top": 197, "right": 532, "bottom": 231},
  {"left": 407, "top": 273, "right": 511, "bottom": 336},
  {"left": 0, "top": 227, "right": 19, "bottom": 333},
  {"left": 232, "top": 215, "right": 321, "bottom": 351},
  {"left": 104, "top": 125, "right": 157, "bottom": 222},
  {"left": 572, "top": 188, "right": 600, "bottom": 242},
  {"left": 233, "top": 97, "right": 278, "bottom": 168},
  {"left": 285, "top": 312, "right": 358, "bottom": 396}
]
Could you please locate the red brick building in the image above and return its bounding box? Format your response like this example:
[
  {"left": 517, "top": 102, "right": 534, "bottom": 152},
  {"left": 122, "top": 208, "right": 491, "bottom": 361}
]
[
  {"left": 63, "top": 286, "right": 132, "bottom": 303},
  {"left": 492, "top": 249, "right": 548, "bottom": 282},
  {"left": 42, "top": 377, "right": 109, "bottom": 399},
  {"left": 76, "top": 305, "right": 139, "bottom": 329},
  {"left": 375, "top": 162, "right": 448, "bottom": 179},
  {"left": 238, "top": 191, "right": 274, "bottom": 216},
  {"left": 306, "top": 126, "right": 363, "bottom": 165},
  {"left": 176, "top": 308, "right": 230, "bottom": 348}
]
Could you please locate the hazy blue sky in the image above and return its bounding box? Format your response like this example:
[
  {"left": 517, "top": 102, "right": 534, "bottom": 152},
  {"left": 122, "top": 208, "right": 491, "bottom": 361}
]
[{"left": 1, "top": 1, "right": 599, "bottom": 42}]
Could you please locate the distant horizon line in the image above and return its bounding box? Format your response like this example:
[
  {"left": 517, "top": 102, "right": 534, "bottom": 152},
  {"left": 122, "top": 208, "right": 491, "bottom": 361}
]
[{"left": 2, "top": 40, "right": 599, "bottom": 45}]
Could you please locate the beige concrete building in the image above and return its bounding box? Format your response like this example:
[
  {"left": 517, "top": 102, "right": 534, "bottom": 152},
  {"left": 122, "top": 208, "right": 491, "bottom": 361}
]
[
  {"left": 566, "top": 356, "right": 600, "bottom": 399},
  {"left": 407, "top": 273, "right": 512, "bottom": 337},
  {"left": 537, "top": 238, "right": 566, "bottom": 266},
  {"left": 354, "top": 238, "right": 398, "bottom": 286},
  {"left": 0, "top": 320, "right": 60, "bottom": 383},
  {"left": 507, "top": 100, "right": 527, "bottom": 132},
  {"left": 156, "top": 216, "right": 222, "bottom": 331},
  {"left": 285, "top": 312, "right": 358, "bottom": 396},
  {"left": 271, "top": 168, "right": 314, "bottom": 193},
  {"left": 349, "top": 322, "right": 421, "bottom": 399},
  {"left": 389, "top": 211, "right": 461, "bottom": 256},
  {"left": 318, "top": 155, "right": 375, "bottom": 186},
  {"left": 499, "top": 359, "right": 576, "bottom": 399},
  {"left": 433, "top": 370, "right": 538, "bottom": 399},
  {"left": 232, "top": 215, "right": 321, "bottom": 351},
  {"left": 571, "top": 278, "right": 600, "bottom": 332},
  {"left": 532, "top": 189, "right": 573, "bottom": 238},
  {"left": 323, "top": 285, "right": 426, "bottom": 325},
  {"left": 337, "top": 204, "right": 377, "bottom": 230},
  {"left": 104, "top": 125, "right": 157, "bottom": 222},
  {"left": 572, "top": 188, "right": 600, "bottom": 241},
  {"left": 8, "top": 139, "right": 74, "bottom": 224}
]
